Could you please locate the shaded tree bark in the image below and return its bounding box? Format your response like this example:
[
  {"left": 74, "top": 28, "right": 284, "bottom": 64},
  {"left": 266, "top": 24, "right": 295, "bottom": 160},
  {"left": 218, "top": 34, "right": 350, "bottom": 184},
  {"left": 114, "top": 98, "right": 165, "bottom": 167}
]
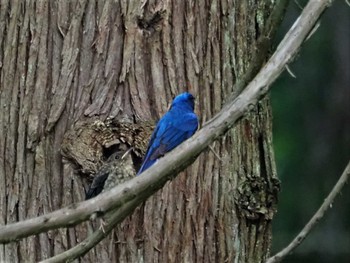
[{"left": 0, "top": 0, "right": 284, "bottom": 262}]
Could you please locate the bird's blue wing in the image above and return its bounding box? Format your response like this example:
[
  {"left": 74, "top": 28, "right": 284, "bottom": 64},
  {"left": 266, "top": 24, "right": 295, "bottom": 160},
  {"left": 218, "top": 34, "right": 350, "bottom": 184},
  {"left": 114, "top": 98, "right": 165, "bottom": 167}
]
[
  {"left": 138, "top": 112, "right": 198, "bottom": 174},
  {"left": 137, "top": 121, "right": 162, "bottom": 174},
  {"left": 151, "top": 113, "right": 198, "bottom": 157}
]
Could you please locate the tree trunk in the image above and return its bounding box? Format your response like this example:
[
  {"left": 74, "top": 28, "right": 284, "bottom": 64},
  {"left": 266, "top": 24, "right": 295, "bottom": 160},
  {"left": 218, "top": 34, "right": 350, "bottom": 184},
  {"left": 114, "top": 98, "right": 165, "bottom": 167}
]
[{"left": 0, "top": 1, "right": 282, "bottom": 262}]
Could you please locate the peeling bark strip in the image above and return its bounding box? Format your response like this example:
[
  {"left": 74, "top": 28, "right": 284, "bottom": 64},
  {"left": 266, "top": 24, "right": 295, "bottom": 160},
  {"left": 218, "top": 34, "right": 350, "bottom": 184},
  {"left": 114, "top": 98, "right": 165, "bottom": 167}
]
[{"left": 0, "top": 0, "right": 286, "bottom": 262}]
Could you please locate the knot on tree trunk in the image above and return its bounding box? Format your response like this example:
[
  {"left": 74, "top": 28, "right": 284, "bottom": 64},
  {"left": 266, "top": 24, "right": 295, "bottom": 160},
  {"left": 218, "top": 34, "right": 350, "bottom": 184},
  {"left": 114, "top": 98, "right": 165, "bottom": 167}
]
[{"left": 235, "top": 175, "right": 280, "bottom": 221}]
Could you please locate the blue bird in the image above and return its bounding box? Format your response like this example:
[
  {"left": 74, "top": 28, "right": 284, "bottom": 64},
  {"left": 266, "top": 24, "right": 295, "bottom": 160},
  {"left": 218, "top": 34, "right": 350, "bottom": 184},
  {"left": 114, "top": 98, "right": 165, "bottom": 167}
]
[{"left": 137, "top": 92, "right": 198, "bottom": 174}]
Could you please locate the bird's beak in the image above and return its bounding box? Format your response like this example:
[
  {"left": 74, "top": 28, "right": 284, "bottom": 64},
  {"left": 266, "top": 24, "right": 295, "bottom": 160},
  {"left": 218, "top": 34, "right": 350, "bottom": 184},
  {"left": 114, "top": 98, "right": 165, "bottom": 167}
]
[{"left": 121, "top": 148, "right": 133, "bottom": 160}]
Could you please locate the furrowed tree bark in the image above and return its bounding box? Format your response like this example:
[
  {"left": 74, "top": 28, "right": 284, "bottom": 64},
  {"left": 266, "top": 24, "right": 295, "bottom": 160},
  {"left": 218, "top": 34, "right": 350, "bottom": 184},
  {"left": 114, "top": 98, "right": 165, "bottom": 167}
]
[{"left": 0, "top": 1, "right": 287, "bottom": 262}]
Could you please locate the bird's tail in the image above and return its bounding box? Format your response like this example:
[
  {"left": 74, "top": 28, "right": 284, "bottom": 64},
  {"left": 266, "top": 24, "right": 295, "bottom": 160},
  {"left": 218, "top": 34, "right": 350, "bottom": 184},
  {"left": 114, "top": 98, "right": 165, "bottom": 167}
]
[
  {"left": 85, "top": 187, "right": 99, "bottom": 200},
  {"left": 137, "top": 158, "right": 156, "bottom": 175}
]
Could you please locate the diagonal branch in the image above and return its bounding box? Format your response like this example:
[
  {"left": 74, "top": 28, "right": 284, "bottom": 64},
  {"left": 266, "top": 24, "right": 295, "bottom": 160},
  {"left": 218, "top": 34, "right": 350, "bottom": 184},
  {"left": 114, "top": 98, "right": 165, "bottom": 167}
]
[
  {"left": 266, "top": 161, "right": 350, "bottom": 263},
  {"left": 0, "top": 0, "right": 335, "bottom": 245},
  {"left": 40, "top": 198, "right": 142, "bottom": 263}
]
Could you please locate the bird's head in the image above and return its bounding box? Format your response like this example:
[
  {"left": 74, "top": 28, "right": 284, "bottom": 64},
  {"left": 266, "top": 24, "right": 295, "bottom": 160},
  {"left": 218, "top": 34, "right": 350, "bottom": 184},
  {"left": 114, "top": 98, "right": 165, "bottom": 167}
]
[
  {"left": 106, "top": 147, "right": 134, "bottom": 165},
  {"left": 171, "top": 92, "right": 195, "bottom": 110}
]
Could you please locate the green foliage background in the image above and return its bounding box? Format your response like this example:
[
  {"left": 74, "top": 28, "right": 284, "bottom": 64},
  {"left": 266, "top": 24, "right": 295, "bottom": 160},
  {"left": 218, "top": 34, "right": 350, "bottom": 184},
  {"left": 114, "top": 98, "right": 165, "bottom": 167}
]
[{"left": 271, "top": 1, "right": 350, "bottom": 262}]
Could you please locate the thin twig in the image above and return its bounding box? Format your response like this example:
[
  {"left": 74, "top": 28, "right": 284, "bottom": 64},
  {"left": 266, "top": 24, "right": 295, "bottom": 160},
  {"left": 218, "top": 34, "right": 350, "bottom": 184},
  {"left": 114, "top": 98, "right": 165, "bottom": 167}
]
[
  {"left": 209, "top": 145, "right": 222, "bottom": 162},
  {"left": 345, "top": 0, "right": 350, "bottom": 8},
  {"left": 294, "top": 0, "right": 303, "bottom": 10},
  {"left": 285, "top": 65, "right": 296, "bottom": 78},
  {"left": 305, "top": 21, "right": 321, "bottom": 41},
  {"left": 266, "top": 161, "right": 350, "bottom": 263}
]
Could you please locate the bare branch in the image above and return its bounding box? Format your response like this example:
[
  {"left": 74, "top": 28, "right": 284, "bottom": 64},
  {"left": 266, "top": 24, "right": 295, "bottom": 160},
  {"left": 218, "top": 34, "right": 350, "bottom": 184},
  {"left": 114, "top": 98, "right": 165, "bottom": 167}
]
[
  {"left": 345, "top": 0, "right": 350, "bottom": 8},
  {"left": 266, "top": 161, "right": 350, "bottom": 263},
  {"left": 0, "top": 0, "right": 335, "bottom": 245},
  {"left": 39, "top": 200, "right": 141, "bottom": 263}
]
